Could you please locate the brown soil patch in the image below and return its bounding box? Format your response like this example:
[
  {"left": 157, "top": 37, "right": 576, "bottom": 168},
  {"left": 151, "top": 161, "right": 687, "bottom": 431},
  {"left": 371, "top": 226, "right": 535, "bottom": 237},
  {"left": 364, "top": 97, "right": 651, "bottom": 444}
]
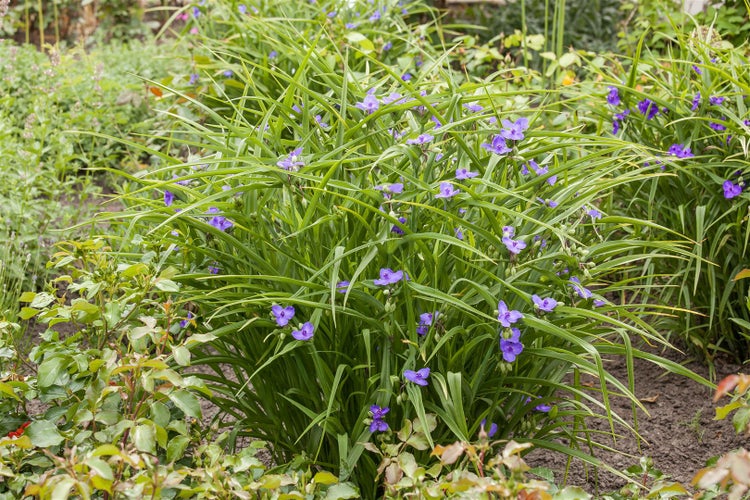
[{"left": 527, "top": 346, "right": 748, "bottom": 494}]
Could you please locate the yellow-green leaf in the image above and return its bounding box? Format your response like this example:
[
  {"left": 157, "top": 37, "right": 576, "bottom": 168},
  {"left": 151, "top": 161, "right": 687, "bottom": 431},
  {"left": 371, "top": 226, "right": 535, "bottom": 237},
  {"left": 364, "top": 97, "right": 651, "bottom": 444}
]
[{"left": 313, "top": 471, "right": 338, "bottom": 485}]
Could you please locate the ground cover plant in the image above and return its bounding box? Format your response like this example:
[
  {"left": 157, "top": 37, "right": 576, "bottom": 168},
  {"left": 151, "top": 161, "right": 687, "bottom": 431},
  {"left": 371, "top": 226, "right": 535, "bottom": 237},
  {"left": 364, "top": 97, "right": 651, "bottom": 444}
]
[{"left": 93, "top": 0, "right": 716, "bottom": 496}]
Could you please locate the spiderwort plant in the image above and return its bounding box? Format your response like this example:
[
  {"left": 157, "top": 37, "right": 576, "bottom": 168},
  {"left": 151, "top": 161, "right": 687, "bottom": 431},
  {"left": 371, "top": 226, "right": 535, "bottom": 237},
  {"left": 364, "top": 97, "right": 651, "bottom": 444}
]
[
  {"left": 589, "top": 37, "right": 750, "bottom": 361},
  {"left": 110, "top": 4, "right": 706, "bottom": 496}
]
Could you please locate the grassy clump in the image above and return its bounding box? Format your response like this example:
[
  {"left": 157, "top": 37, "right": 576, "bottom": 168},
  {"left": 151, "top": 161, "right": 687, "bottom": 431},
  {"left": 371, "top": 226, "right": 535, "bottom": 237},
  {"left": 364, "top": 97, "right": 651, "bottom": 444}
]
[{"left": 101, "top": 0, "right": 708, "bottom": 495}]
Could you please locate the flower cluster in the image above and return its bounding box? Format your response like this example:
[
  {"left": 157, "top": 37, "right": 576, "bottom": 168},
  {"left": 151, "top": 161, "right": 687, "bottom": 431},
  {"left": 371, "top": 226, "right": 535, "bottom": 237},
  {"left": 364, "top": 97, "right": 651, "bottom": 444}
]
[
  {"left": 369, "top": 405, "right": 389, "bottom": 432},
  {"left": 417, "top": 311, "right": 438, "bottom": 336}
]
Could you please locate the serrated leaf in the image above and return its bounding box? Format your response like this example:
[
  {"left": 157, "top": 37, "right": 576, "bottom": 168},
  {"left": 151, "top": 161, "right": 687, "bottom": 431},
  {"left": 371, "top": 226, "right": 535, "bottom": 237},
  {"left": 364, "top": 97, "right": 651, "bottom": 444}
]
[
  {"left": 166, "top": 435, "right": 190, "bottom": 463},
  {"left": 37, "top": 357, "right": 68, "bottom": 388},
  {"left": 27, "top": 420, "right": 65, "bottom": 447},
  {"left": 313, "top": 471, "right": 338, "bottom": 485},
  {"left": 121, "top": 263, "right": 149, "bottom": 278},
  {"left": 86, "top": 457, "right": 114, "bottom": 480},
  {"left": 558, "top": 52, "right": 579, "bottom": 68},
  {"left": 168, "top": 389, "right": 201, "bottom": 418},
  {"left": 18, "top": 307, "right": 40, "bottom": 320},
  {"left": 715, "top": 400, "right": 743, "bottom": 420},
  {"left": 50, "top": 476, "right": 76, "bottom": 500},
  {"left": 0, "top": 381, "right": 20, "bottom": 401},
  {"left": 324, "top": 483, "right": 359, "bottom": 499},
  {"left": 133, "top": 424, "right": 155, "bottom": 454},
  {"left": 92, "top": 444, "right": 121, "bottom": 457},
  {"left": 553, "top": 486, "right": 592, "bottom": 499},
  {"left": 155, "top": 279, "right": 180, "bottom": 292},
  {"left": 30, "top": 292, "right": 55, "bottom": 309},
  {"left": 172, "top": 346, "right": 190, "bottom": 366}
]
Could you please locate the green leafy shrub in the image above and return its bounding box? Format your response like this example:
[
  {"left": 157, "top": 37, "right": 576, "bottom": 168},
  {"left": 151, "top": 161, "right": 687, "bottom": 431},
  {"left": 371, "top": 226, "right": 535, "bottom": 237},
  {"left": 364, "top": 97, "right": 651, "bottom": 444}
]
[
  {"left": 0, "top": 38, "right": 188, "bottom": 322},
  {"left": 1, "top": 239, "right": 361, "bottom": 499},
  {"left": 99, "top": 1, "right": 714, "bottom": 496},
  {"left": 577, "top": 33, "right": 750, "bottom": 362}
]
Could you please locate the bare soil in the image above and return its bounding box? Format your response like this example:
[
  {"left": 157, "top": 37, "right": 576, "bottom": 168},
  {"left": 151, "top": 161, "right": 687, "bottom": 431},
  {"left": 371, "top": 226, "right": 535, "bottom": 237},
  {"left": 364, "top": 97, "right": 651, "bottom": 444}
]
[{"left": 526, "top": 345, "right": 749, "bottom": 494}]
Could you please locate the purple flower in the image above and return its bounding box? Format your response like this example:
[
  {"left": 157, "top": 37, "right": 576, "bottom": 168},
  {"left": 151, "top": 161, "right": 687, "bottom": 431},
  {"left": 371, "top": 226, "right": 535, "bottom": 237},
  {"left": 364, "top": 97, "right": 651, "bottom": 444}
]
[
  {"left": 480, "top": 419, "right": 498, "bottom": 438},
  {"left": 502, "top": 226, "right": 515, "bottom": 238},
  {"left": 692, "top": 92, "right": 701, "bottom": 111},
  {"left": 369, "top": 9, "right": 381, "bottom": 22},
  {"left": 180, "top": 312, "right": 194, "bottom": 329},
  {"left": 587, "top": 208, "right": 602, "bottom": 220},
  {"left": 606, "top": 86, "right": 620, "bottom": 106},
  {"left": 391, "top": 216, "right": 407, "bottom": 235},
  {"left": 454, "top": 227, "right": 463, "bottom": 240},
  {"left": 532, "top": 294, "right": 558, "bottom": 312},
  {"left": 709, "top": 96, "right": 725, "bottom": 106},
  {"left": 710, "top": 122, "right": 727, "bottom": 131},
  {"left": 526, "top": 397, "right": 551, "bottom": 412},
  {"left": 336, "top": 280, "right": 350, "bottom": 293},
  {"left": 369, "top": 405, "right": 390, "bottom": 432},
  {"left": 404, "top": 367, "right": 430, "bottom": 386},
  {"left": 637, "top": 98, "right": 659, "bottom": 119},
  {"left": 314, "top": 115, "right": 329, "bottom": 128},
  {"left": 345, "top": 22, "right": 358, "bottom": 29},
  {"left": 277, "top": 147, "right": 305, "bottom": 170},
  {"left": 502, "top": 236, "right": 526, "bottom": 255},
  {"left": 723, "top": 180, "right": 742, "bottom": 199},
  {"left": 435, "top": 182, "right": 460, "bottom": 199},
  {"left": 481, "top": 135, "right": 512, "bottom": 155},
  {"left": 164, "top": 190, "right": 174, "bottom": 207},
  {"left": 500, "top": 117, "right": 529, "bottom": 141},
  {"left": 292, "top": 321, "right": 314, "bottom": 341},
  {"left": 238, "top": 4, "right": 247, "bottom": 14},
  {"left": 692, "top": 65, "right": 702, "bottom": 75},
  {"left": 370, "top": 404, "right": 389, "bottom": 419},
  {"left": 192, "top": 6, "right": 200, "bottom": 17},
  {"left": 497, "top": 300, "right": 523, "bottom": 328},
  {"left": 455, "top": 168, "right": 479, "bottom": 180},
  {"left": 189, "top": 73, "right": 199, "bottom": 85},
  {"left": 406, "top": 134, "right": 434, "bottom": 145},
  {"left": 382, "top": 41, "right": 393, "bottom": 51},
  {"left": 382, "top": 92, "right": 403, "bottom": 104},
  {"left": 499, "top": 328, "right": 523, "bottom": 362},
  {"left": 430, "top": 116, "right": 442, "bottom": 129},
  {"left": 271, "top": 305, "right": 295, "bottom": 327},
  {"left": 667, "top": 143, "right": 694, "bottom": 159},
  {"left": 376, "top": 183, "right": 404, "bottom": 197},
  {"left": 401, "top": 73, "right": 412, "bottom": 81},
  {"left": 593, "top": 299, "right": 606, "bottom": 307},
  {"left": 209, "top": 215, "right": 233, "bottom": 231},
  {"left": 374, "top": 268, "right": 404, "bottom": 286},
  {"left": 569, "top": 277, "right": 592, "bottom": 299},
  {"left": 417, "top": 312, "right": 437, "bottom": 336},
  {"left": 464, "top": 102, "right": 483, "bottom": 112},
  {"left": 355, "top": 94, "right": 379, "bottom": 114},
  {"left": 269, "top": 50, "right": 278, "bottom": 59},
  {"left": 208, "top": 265, "right": 220, "bottom": 274},
  {"left": 612, "top": 109, "right": 630, "bottom": 134}
]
